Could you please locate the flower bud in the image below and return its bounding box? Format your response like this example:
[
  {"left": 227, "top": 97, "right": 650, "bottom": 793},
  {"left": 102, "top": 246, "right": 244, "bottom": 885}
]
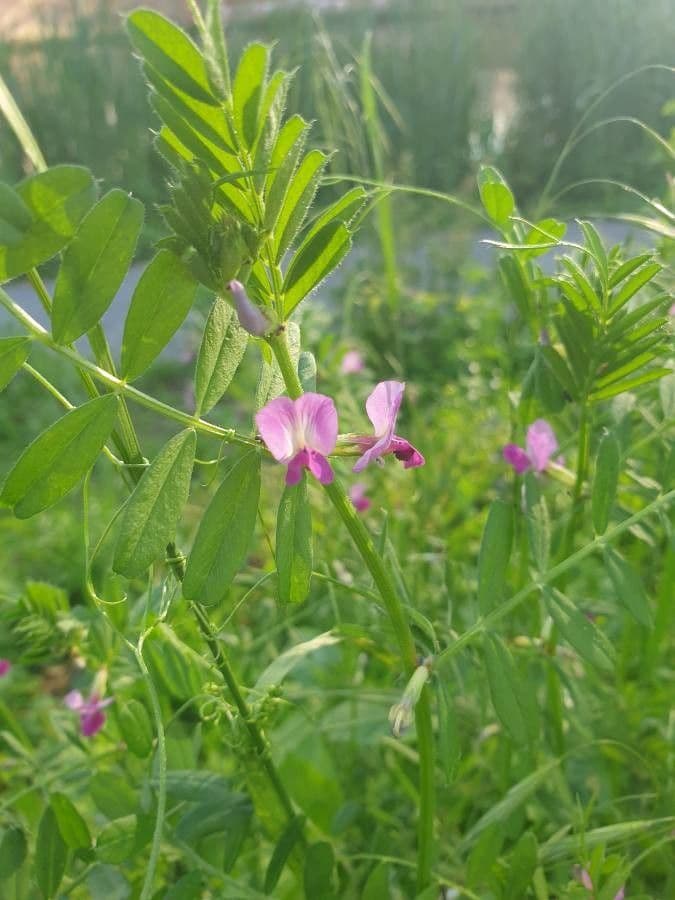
[
  {"left": 388, "top": 661, "right": 431, "bottom": 738},
  {"left": 227, "top": 280, "right": 270, "bottom": 337}
]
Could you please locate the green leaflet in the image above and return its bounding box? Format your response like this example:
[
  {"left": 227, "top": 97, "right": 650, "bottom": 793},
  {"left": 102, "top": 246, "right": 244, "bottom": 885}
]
[
  {"left": 504, "top": 831, "right": 539, "bottom": 898},
  {"left": 0, "top": 336, "right": 30, "bottom": 391},
  {"left": 127, "top": 9, "right": 216, "bottom": 105},
  {"left": 482, "top": 632, "right": 538, "bottom": 745},
  {"left": 35, "top": 806, "right": 67, "bottom": 899},
  {"left": 545, "top": 589, "right": 615, "bottom": 672},
  {"left": 477, "top": 500, "right": 513, "bottom": 615},
  {"left": 183, "top": 452, "right": 261, "bottom": 607},
  {"left": 143, "top": 623, "right": 216, "bottom": 703},
  {"left": 232, "top": 42, "right": 269, "bottom": 149},
  {"left": 143, "top": 63, "right": 234, "bottom": 153},
  {"left": 0, "top": 166, "right": 96, "bottom": 283},
  {"left": 525, "top": 475, "right": 551, "bottom": 573},
  {"left": 604, "top": 546, "right": 653, "bottom": 627},
  {"left": 50, "top": 793, "right": 91, "bottom": 851},
  {"left": 194, "top": 296, "right": 248, "bottom": 416},
  {"left": 117, "top": 699, "right": 154, "bottom": 758},
  {"left": 1, "top": 394, "right": 118, "bottom": 519},
  {"left": 283, "top": 220, "right": 352, "bottom": 314},
  {"left": 264, "top": 115, "right": 309, "bottom": 232},
  {"left": 477, "top": 165, "right": 514, "bottom": 228},
  {"left": 96, "top": 816, "right": 137, "bottom": 865},
  {"left": 52, "top": 189, "right": 144, "bottom": 344},
  {"left": 276, "top": 473, "right": 313, "bottom": 604},
  {"left": 113, "top": 429, "right": 196, "bottom": 577},
  {"left": 0, "top": 826, "right": 27, "bottom": 879},
  {"left": 274, "top": 149, "right": 328, "bottom": 260},
  {"left": 121, "top": 250, "right": 198, "bottom": 380},
  {"left": 264, "top": 815, "right": 306, "bottom": 895},
  {"left": 255, "top": 632, "right": 340, "bottom": 694},
  {"left": 609, "top": 261, "right": 661, "bottom": 314},
  {"left": 592, "top": 432, "right": 621, "bottom": 535}
]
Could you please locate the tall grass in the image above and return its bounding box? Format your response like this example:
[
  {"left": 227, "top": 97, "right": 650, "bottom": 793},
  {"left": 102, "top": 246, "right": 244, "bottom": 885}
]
[{"left": 0, "top": 0, "right": 671, "bottom": 214}]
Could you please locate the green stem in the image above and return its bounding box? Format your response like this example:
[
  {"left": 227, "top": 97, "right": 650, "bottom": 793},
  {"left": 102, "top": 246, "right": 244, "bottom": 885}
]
[
  {"left": 132, "top": 640, "right": 167, "bottom": 900},
  {"left": 188, "top": 599, "right": 298, "bottom": 825},
  {"left": 0, "top": 287, "right": 256, "bottom": 449},
  {"left": 436, "top": 488, "right": 675, "bottom": 670},
  {"left": 268, "top": 329, "right": 435, "bottom": 890}
]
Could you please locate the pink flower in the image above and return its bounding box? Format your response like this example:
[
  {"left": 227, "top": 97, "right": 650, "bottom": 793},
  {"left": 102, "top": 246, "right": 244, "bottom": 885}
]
[
  {"left": 0, "top": 660, "right": 11, "bottom": 677},
  {"left": 64, "top": 690, "right": 113, "bottom": 738},
  {"left": 574, "top": 867, "right": 625, "bottom": 899},
  {"left": 503, "top": 419, "right": 558, "bottom": 474},
  {"left": 256, "top": 393, "right": 338, "bottom": 486},
  {"left": 353, "top": 381, "right": 425, "bottom": 473},
  {"left": 341, "top": 350, "right": 365, "bottom": 375},
  {"left": 227, "top": 279, "right": 270, "bottom": 336},
  {"left": 669, "top": 302, "right": 675, "bottom": 316},
  {"left": 349, "top": 482, "right": 371, "bottom": 513}
]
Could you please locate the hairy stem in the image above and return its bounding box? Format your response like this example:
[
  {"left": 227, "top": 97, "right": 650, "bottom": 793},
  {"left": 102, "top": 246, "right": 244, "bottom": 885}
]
[{"left": 267, "top": 329, "right": 435, "bottom": 890}]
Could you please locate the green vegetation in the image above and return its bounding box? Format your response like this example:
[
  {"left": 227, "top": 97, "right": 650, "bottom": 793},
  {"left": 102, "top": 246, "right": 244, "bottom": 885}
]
[{"left": 0, "top": 1, "right": 673, "bottom": 897}]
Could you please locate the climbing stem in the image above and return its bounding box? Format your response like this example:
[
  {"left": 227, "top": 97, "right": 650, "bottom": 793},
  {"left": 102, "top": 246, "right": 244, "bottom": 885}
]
[
  {"left": 0, "top": 287, "right": 256, "bottom": 448},
  {"left": 436, "top": 487, "right": 675, "bottom": 670},
  {"left": 268, "top": 328, "right": 435, "bottom": 890}
]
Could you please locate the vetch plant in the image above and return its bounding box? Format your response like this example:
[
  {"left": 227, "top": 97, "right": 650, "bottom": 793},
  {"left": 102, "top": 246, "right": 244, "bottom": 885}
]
[{"left": 0, "top": 3, "right": 673, "bottom": 897}]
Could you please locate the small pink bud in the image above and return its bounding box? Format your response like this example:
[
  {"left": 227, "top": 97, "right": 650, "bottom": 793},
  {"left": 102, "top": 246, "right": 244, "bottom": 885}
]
[
  {"left": 349, "top": 482, "right": 371, "bottom": 513},
  {"left": 0, "top": 659, "right": 11, "bottom": 677},
  {"left": 341, "top": 350, "right": 365, "bottom": 374},
  {"left": 227, "top": 280, "right": 270, "bottom": 337}
]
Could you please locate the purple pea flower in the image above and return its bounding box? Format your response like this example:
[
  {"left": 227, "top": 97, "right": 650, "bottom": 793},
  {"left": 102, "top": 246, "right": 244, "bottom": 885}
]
[
  {"left": 349, "top": 482, "right": 371, "bottom": 513},
  {"left": 227, "top": 279, "right": 270, "bottom": 337},
  {"left": 0, "top": 660, "right": 11, "bottom": 677},
  {"left": 256, "top": 393, "right": 338, "bottom": 486},
  {"left": 353, "top": 381, "right": 425, "bottom": 473},
  {"left": 575, "top": 867, "right": 625, "bottom": 900},
  {"left": 341, "top": 350, "right": 365, "bottom": 375},
  {"left": 64, "top": 690, "right": 113, "bottom": 738},
  {"left": 503, "top": 419, "right": 558, "bottom": 474}
]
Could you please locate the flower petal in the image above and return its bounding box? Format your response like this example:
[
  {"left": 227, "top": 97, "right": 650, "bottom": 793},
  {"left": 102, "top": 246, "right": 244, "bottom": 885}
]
[
  {"left": 256, "top": 396, "right": 300, "bottom": 462},
  {"left": 64, "top": 690, "right": 84, "bottom": 711},
  {"left": 295, "top": 393, "right": 338, "bottom": 456},
  {"left": 526, "top": 419, "right": 558, "bottom": 472},
  {"left": 286, "top": 449, "right": 308, "bottom": 485},
  {"left": 391, "top": 437, "right": 425, "bottom": 469},
  {"left": 80, "top": 708, "right": 106, "bottom": 737},
  {"left": 365, "top": 381, "right": 405, "bottom": 439},
  {"left": 349, "top": 482, "right": 371, "bottom": 512},
  {"left": 352, "top": 434, "right": 392, "bottom": 473},
  {"left": 0, "top": 659, "right": 11, "bottom": 677},
  {"left": 306, "top": 450, "right": 334, "bottom": 484},
  {"left": 503, "top": 443, "right": 531, "bottom": 474}
]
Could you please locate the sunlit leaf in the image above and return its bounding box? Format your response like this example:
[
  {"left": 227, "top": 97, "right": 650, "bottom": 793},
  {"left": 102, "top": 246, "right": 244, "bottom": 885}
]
[
  {"left": 183, "top": 452, "right": 261, "bottom": 606},
  {"left": 1, "top": 394, "right": 118, "bottom": 518},
  {"left": 121, "top": 250, "right": 198, "bottom": 380},
  {"left": 52, "top": 189, "right": 144, "bottom": 343},
  {"left": 113, "top": 429, "right": 196, "bottom": 577}
]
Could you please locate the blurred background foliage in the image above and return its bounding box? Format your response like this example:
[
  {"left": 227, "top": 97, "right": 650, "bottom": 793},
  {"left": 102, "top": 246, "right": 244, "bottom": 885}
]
[{"left": 1, "top": 0, "right": 673, "bottom": 229}]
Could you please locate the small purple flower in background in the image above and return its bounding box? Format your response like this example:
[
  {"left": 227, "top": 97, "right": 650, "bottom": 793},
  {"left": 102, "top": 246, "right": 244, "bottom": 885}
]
[
  {"left": 227, "top": 279, "right": 270, "bottom": 337},
  {"left": 669, "top": 302, "right": 675, "bottom": 316},
  {"left": 64, "top": 690, "right": 113, "bottom": 738},
  {"left": 503, "top": 419, "right": 558, "bottom": 474},
  {"left": 349, "top": 482, "right": 371, "bottom": 513},
  {"left": 574, "top": 866, "right": 625, "bottom": 899},
  {"left": 256, "top": 393, "right": 338, "bottom": 486},
  {"left": 0, "top": 660, "right": 11, "bottom": 677},
  {"left": 341, "top": 350, "right": 365, "bottom": 375},
  {"left": 353, "top": 381, "right": 425, "bottom": 473}
]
